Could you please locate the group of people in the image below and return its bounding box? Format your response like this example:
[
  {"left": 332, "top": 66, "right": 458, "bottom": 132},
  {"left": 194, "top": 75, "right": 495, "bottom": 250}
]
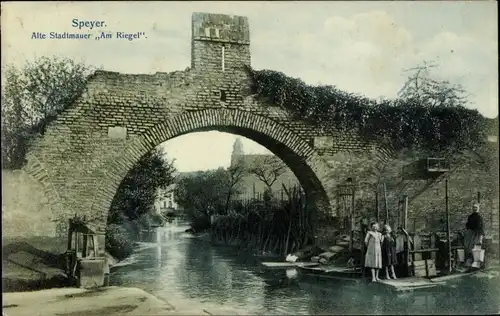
[
  {"left": 363, "top": 203, "right": 486, "bottom": 282},
  {"left": 364, "top": 222, "right": 397, "bottom": 282}
]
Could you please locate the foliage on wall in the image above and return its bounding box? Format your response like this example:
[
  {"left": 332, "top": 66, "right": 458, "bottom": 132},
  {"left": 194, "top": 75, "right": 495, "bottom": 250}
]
[{"left": 245, "top": 64, "right": 488, "bottom": 154}]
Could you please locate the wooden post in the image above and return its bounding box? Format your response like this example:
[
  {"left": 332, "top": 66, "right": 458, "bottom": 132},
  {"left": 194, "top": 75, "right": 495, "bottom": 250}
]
[
  {"left": 350, "top": 188, "right": 356, "bottom": 254},
  {"left": 403, "top": 196, "right": 408, "bottom": 233},
  {"left": 361, "top": 220, "right": 365, "bottom": 271},
  {"left": 384, "top": 183, "right": 389, "bottom": 225},
  {"left": 75, "top": 232, "right": 80, "bottom": 256},
  {"left": 82, "top": 233, "right": 88, "bottom": 258},
  {"left": 67, "top": 220, "right": 73, "bottom": 251},
  {"left": 397, "top": 199, "right": 401, "bottom": 230},
  {"left": 430, "top": 233, "right": 437, "bottom": 261},
  {"left": 375, "top": 188, "right": 380, "bottom": 223},
  {"left": 445, "top": 179, "right": 452, "bottom": 273},
  {"left": 403, "top": 195, "right": 411, "bottom": 276}
]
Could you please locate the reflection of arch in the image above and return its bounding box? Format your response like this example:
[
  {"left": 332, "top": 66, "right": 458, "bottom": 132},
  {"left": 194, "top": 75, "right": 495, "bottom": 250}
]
[{"left": 95, "top": 109, "right": 335, "bottom": 224}]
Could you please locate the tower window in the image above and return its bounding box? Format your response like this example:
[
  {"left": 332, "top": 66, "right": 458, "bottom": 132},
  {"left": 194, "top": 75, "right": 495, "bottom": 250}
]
[{"left": 220, "top": 90, "right": 227, "bottom": 102}]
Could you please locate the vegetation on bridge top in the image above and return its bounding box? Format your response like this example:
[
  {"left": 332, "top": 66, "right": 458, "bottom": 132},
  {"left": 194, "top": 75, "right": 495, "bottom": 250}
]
[
  {"left": 1, "top": 56, "right": 96, "bottom": 169},
  {"left": 245, "top": 63, "right": 489, "bottom": 153},
  {"left": 2, "top": 57, "right": 494, "bottom": 170}
]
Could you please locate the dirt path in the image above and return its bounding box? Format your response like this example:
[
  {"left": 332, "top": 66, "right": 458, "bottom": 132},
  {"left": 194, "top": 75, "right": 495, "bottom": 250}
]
[{"left": 2, "top": 286, "right": 241, "bottom": 316}]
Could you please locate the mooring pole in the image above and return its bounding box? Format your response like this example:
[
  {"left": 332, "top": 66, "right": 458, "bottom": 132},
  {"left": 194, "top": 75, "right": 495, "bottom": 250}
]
[
  {"left": 403, "top": 195, "right": 411, "bottom": 276},
  {"left": 445, "top": 179, "right": 452, "bottom": 273},
  {"left": 397, "top": 199, "right": 401, "bottom": 230},
  {"left": 403, "top": 195, "right": 408, "bottom": 232},
  {"left": 349, "top": 187, "right": 356, "bottom": 254},
  {"left": 384, "top": 183, "right": 389, "bottom": 225}
]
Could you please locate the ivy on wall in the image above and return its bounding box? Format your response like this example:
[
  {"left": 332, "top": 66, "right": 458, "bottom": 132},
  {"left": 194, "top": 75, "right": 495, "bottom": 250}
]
[{"left": 245, "top": 66, "right": 488, "bottom": 153}]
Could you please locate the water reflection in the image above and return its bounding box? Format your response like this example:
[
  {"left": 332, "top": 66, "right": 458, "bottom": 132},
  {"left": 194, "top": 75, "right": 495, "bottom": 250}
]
[
  {"left": 111, "top": 221, "right": 500, "bottom": 315},
  {"left": 155, "top": 244, "right": 162, "bottom": 268}
]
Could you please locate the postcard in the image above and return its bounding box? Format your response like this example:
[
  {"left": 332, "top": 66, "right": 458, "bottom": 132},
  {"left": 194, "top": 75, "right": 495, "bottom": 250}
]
[{"left": 2, "top": 1, "right": 499, "bottom": 315}]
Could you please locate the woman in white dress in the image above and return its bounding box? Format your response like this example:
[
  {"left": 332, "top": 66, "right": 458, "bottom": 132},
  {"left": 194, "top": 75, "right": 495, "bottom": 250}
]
[{"left": 364, "top": 222, "right": 383, "bottom": 282}]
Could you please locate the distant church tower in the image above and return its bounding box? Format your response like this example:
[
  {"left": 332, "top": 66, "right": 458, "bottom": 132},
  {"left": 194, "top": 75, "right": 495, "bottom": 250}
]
[{"left": 231, "top": 138, "right": 244, "bottom": 166}]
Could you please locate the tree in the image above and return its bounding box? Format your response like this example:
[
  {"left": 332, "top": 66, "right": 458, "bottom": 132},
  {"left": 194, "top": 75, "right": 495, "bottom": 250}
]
[
  {"left": 175, "top": 165, "right": 245, "bottom": 220},
  {"left": 107, "top": 147, "right": 176, "bottom": 224},
  {"left": 397, "top": 60, "right": 470, "bottom": 109},
  {"left": 224, "top": 159, "right": 246, "bottom": 213},
  {"left": 1, "top": 56, "right": 95, "bottom": 169},
  {"left": 248, "top": 155, "right": 287, "bottom": 191}
]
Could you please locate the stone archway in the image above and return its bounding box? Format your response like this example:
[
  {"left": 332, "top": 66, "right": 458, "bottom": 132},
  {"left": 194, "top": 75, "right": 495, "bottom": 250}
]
[{"left": 93, "top": 108, "right": 335, "bottom": 232}]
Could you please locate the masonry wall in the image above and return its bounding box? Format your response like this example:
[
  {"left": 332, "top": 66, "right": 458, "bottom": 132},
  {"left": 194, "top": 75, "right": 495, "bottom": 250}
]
[
  {"left": 2, "top": 170, "right": 57, "bottom": 238},
  {"left": 321, "top": 145, "right": 499, "bottom": 241},
  {"left": 379, "top": 147, "right": 499, "bottom": 239}
]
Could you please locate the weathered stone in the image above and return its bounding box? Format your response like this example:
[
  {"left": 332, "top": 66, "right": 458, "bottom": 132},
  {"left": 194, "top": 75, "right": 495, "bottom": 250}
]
[
  {"left": 107, "top": 126, "right": 127, "bottom": 139},
  {"left": 318, "top": 258, "right": 328, "bottom": 265},
  {"left": 310, "top": 256, "right": 320, "bottom": 263}
]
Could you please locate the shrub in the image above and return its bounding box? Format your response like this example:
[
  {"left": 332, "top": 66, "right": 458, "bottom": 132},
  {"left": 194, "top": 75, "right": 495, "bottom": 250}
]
[{"left": 105, "top": 224, "right": 134, "bottom": 260}]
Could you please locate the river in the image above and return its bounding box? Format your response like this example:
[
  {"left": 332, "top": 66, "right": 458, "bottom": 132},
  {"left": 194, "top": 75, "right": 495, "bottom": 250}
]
[{"left": 110, "top": 220, "right": 500, "bottom": 315}]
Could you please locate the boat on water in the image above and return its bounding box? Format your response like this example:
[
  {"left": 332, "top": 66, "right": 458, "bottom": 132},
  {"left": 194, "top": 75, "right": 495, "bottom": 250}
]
[{"left": 297, "top": 265, "right": 365, "bottom": 282}]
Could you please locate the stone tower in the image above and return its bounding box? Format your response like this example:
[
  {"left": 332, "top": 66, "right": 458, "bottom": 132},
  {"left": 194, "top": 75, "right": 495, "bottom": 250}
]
[
  {"left": 232, "top": 137, "right": 244, "bottom": 156},
  {"left": 231, "top": 137, "right": 244, "bottom": 166},
  {"left": 191, "top": 12, "right": 251, "bottom": 71}
]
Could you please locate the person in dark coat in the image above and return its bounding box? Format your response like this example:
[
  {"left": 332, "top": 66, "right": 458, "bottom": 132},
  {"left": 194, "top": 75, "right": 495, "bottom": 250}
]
[
  {"left": 382, "top": 224, "right": 398, "bottom": 280},
  {"left": 463, "top": 203, "right": 485, "bottom": 268}
]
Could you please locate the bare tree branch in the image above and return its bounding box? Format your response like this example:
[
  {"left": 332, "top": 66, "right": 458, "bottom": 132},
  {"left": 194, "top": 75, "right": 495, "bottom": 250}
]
[
  {"left": 398, "top": 61, "right": 469, "bottom": 109},
  {"left": 249, "top": 155, "right": 287, "bottom": 190}
]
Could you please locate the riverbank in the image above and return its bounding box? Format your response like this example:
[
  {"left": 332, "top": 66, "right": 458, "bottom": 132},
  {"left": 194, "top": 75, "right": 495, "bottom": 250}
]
[
  {"left": 2, "top": 236, "right": 122, "bottom": 293},
  {"left": 2, "top": 286, "right": 242, "bottom": 316}
]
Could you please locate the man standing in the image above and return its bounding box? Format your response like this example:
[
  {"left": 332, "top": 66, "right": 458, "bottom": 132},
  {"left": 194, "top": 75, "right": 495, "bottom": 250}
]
[{"left": 463, "top": 203, "right": 485, "bottom": 268}]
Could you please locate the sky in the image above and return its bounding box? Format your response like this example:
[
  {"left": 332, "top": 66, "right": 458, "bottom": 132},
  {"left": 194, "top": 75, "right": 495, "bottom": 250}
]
[{"left": 1, "top": 1, "right": 498, "bottom": 172}]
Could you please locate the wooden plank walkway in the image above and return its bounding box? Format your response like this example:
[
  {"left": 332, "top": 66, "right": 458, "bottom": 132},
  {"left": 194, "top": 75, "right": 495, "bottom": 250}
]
[
  {"left": 377, "top": 277, "right": 446, "bottom": 291},
  {"left": 261, "top": 262, "right": 320, "bottom": 269},
  {"left": 430, "top": 271, "right": 478, "bottom": 282}
]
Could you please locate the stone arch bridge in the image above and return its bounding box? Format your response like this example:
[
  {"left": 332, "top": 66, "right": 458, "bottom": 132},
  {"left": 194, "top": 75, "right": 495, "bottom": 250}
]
[{"left": 17, "top": 13, "right": 392, "bottom": 252}]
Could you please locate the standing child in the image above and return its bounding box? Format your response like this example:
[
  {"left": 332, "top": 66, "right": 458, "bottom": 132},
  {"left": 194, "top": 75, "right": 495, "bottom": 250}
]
[
  {"left": 364, "top": 222, "right": 382, "bottom": 282},
  {"left": 382, "top": 224, "right": 398, "bottom": 280}
]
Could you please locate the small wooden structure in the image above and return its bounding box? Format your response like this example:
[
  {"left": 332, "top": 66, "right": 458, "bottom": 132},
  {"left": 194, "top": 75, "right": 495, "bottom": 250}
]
[
  {"left": 403, "top": 157, "right": 451, "bottom": 180},
  {"left": 65, "top": 217, "right": 106, "bottom": 288},
  {"left": 426, "top": 158, "right": 451, "bottom": 173},
  {"left": 337, "top": 182, "right": 356, "bottom": 253}
]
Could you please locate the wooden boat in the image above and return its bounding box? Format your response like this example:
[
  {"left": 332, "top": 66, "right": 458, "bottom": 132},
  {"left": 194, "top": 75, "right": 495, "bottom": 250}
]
[
  {"left": 298, "top": 265, "right": 364, "bottom": 281},
  {"left": 261, "top": 261, "right": 320, "bottom": 269}
]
